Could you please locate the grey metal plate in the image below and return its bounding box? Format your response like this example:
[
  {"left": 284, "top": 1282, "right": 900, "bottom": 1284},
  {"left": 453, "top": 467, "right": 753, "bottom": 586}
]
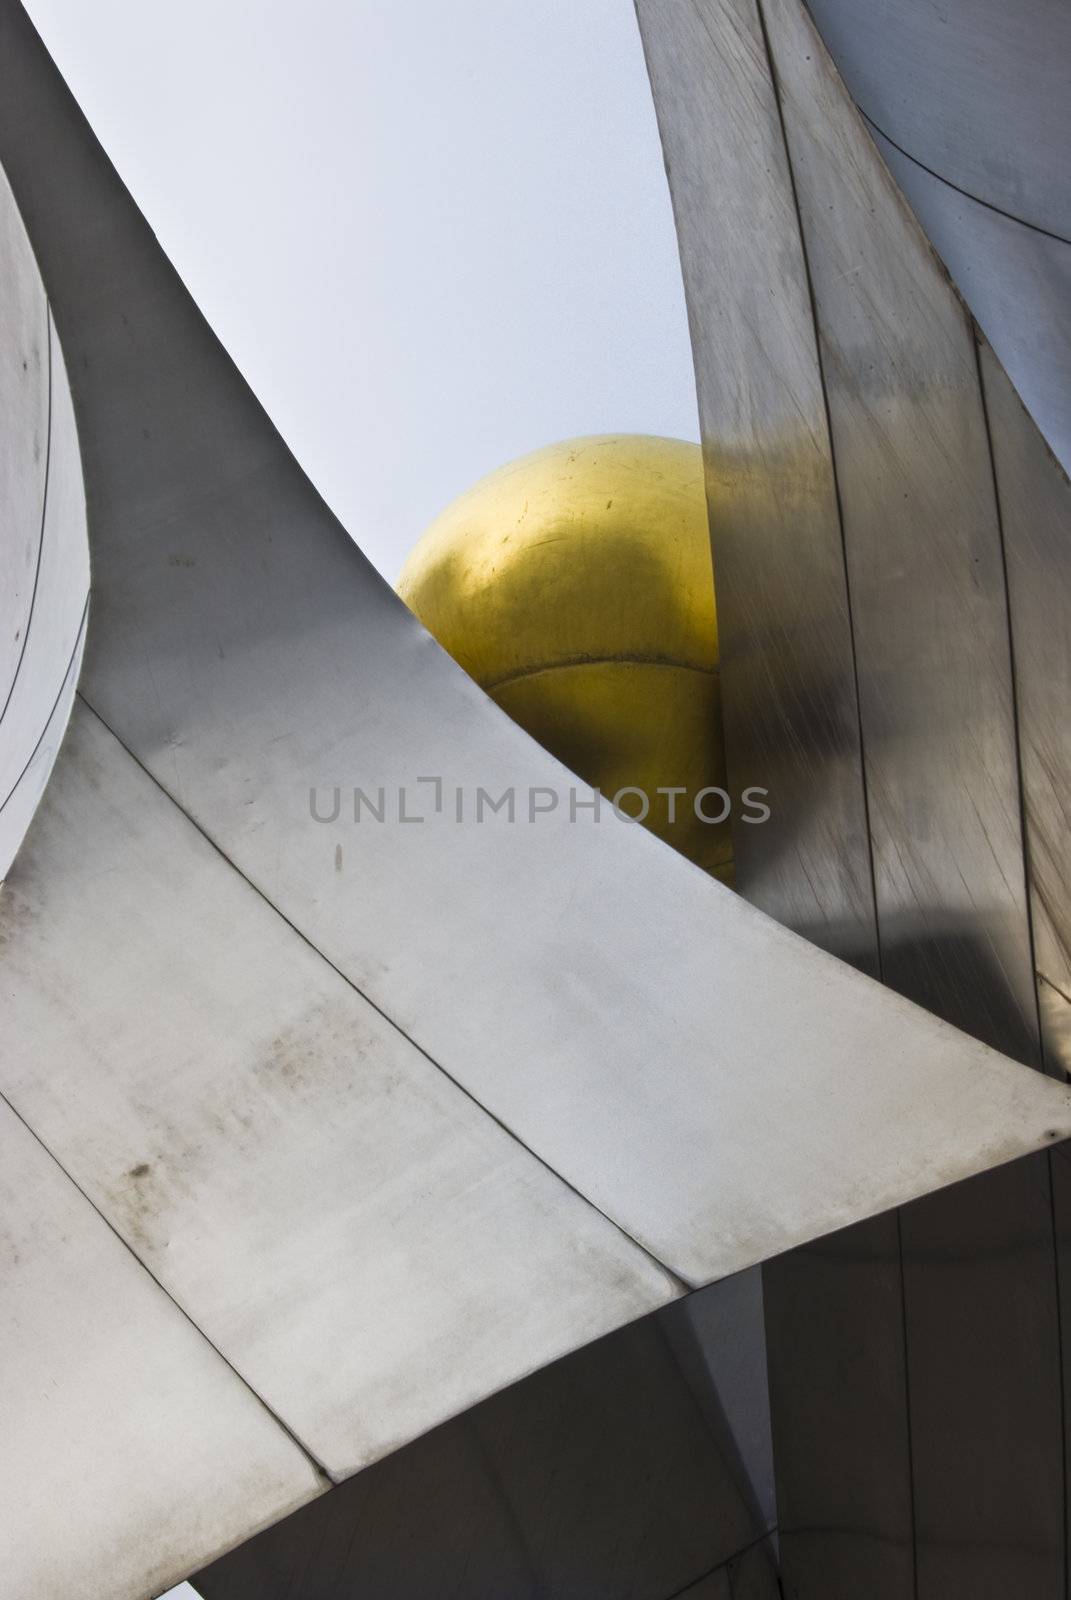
[
  {"left": 0, "top": 200, "right": 88, "bottom": 880},
  {"left": 0, "top": 701, "right": 676, "bottom": 1482},
  {"left": 0, "top": 598, "right": 85, "bottom": 877},
  {"left": 979, "top": 338, "right": 1071, "bottom": 1072},
  {"left": 196, "top": 1288, "right": 767, "bottom": 1600},
  {"left": 806, "top": 0, "right": 1071, "bottom": 240},
  {"left": 641, "top": 0, "right": 1069, "bottom": 1593},
  {"left": 0, "top": 1096, "right": 323, "bottom": 1600},
  {"left": 757, "top": 6, "right": 1063, "bottom": 1594},
  {"left": 2, "top": 0, "right": 1065, "bottom": 1296},
  {"left": 765, "top": 0, "right": 1039, "bottom": 1065},
  {"left": 3, "top": 3, "right": 1071, "bottom": 1594},
  {"left": 0, "top": 165, "right": 47, "bottom": 719},
  {"left": 873, "top": 124, "right": 1071, "bottom": 482},
  {"left": 634, "top": 0, "right": 877, "bottom": 971}
]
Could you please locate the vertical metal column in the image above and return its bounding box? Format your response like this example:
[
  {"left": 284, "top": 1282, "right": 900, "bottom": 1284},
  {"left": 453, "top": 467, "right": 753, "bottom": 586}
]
[
  {"left": 634, "top": 4, "right": 910, "bottom": 1595},
  {"left": 639, "top": 0, "right": 1066, "bottom": 1593}
]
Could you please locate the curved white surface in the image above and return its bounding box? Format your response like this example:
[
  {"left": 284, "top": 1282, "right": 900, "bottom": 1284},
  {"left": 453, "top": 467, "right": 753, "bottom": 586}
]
[
  {"left": 0, "top": 175, "right": 88, "bottom": 879},
  {"left": 0, "top": 168, "right": 47, "bottom": 710}
]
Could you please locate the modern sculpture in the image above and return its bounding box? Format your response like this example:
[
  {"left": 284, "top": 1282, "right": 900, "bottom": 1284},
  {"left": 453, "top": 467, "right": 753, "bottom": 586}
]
[{"left": 1, "top": 1, "right": 1069, "bottom": 1597}]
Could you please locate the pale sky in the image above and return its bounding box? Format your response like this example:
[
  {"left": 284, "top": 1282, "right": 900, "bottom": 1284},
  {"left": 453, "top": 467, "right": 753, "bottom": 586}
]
[
  {"left": 26, "top": 0, "right": 699, "bottom": 585},
  {"left": 20, "top": 3, "right": 699, "bottom": 1593}
]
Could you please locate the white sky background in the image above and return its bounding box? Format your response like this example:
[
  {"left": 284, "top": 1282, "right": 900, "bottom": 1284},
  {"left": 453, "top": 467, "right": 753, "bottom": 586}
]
[
  {"left": 25, "top": 0, "right": 700, "bottom": 586},
  {"left": 20, "top": 4, "right": 699, "bottom": 1595}
]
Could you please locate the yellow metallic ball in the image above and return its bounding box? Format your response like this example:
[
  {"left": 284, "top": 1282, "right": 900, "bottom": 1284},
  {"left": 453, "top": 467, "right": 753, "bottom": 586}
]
[{"left": 397, "top": 434, "right": 732, "bottom": 881}]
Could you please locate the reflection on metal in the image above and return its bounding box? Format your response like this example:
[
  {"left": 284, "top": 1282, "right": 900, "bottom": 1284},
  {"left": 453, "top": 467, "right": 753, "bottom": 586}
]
[
  {"left": 398, "top": 434, "right": 733, "bottom": 879},
  {"left": 639, "top": 0, "right": 1071, "bottom": 1594},
  {"left": 0, "top": 164, "right": 47, "bottom": 718},
  {"left": 632, "top": 0, "right": 877, "bottom": 970},
  {"left": 196, "top": 1275, "right": 776, "bottom": 1600},
  {"left": 2, "top": 0, "right": 1071, "bottom": 1596},
  {"left": 873, "top": 126, "right": 1071, "bottom": 485},
  {"left": 806, "top": 0, "right": 1071, "bottom": 479},
  {"left": 0, "top": 171, "right": 88, "bottom": 879},
  {"left": 634, "top": 4, "right": 906, "bottom": 1591},
  {"left": 804, "top": 0, "right": 1071, "bottom": 239},
  {"left": 979, "top": 340, "right": 1071, "bottom": 1076},
  {"left": 764, "top": 0, "right": 1038, "bottom": 1062}
]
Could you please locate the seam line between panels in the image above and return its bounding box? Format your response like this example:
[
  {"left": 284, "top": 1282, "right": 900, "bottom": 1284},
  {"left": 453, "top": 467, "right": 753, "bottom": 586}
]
[
  {"left": 76, "top": 693, "right": 691, "bottom": 1297},
  {"left": 0, "top": 1085, "right": 334, "bottom": 1487},
  {"left": 860, "top": 114, "right": 1071, "bottom": 251},
  {"left": 653, "top": 1313, "right": 766, "bottom": 1536},
  {"left": 751, "top": 4, "right": 916, "bottom": 1593},
  {"left": 975, "top": 328, "right": 1070, "bottom": 1597},
  {"left": 0, "top": 592, "right": 86, "bottom": 814},
  {"left": 0, "top": 297, "right": 52, "bottom": 732},
  {"left": 972, "top": 331, "right": 1046, "bottom": 1070},
  {"left": 664, "top": 1528, "right": 780, "bottom": 1599}
]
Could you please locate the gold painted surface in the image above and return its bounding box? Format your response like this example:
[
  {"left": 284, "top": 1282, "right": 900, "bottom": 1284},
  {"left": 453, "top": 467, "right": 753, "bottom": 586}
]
[{"left": 398, "top": 435, "right": 731, "bottom": 878}]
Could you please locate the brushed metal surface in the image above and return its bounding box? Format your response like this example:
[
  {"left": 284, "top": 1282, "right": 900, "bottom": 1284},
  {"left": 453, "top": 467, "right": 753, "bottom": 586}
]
[
  {"left": 0, "top": 313, "right": 88, "bottom": 828},
  {"left": 660, "top": 1267, "right": 777, "bottom": 1537},
  {"left": 5, "top": 2, "right": 1071, "bottom": 1593},
  {"left": 873, "top": 123, "right": 1071, "bottom": 481},
  {"left": 636, "top": 3, "right": 908, "bottom": 1591},
  {"left": 634, "top": 0, "right": 877, "bottom": 968},
  {"left": 761, "top": 1212, "right": 910, "bottom": 1596},
  {"left": 2, "top": 0, "right": 1063, "bottom": 1302},
  {"left": 765, "top": 0, "right": 1039, "bottom": 1069},
  {"left": 0, "top": 178, "right": 88, "bottom": 880},
  {"left": 757, "top": 7, "right": 1062, "bottom": 1595},
  {"left": 979, "top": 337, "right": 1071, "bottom": 1072},
  {"left": 0, "top": 165, "right": 48, "bottom": 719},
  {"left": 197, "top": 1283, "right": 770, "bottom": 1600},
  {"left": 641, "top": 0, "right": 1067, "bottom": 1593},
  {"left": 899, "top": 1156, "right": 1063, "bottom": 1599},
  {"left": 0, "top": 599, "right": 85, "bottom": 875},
  {"left": 1, "top": 700, "right": 676, "bottom": 1482},
  {"left": 805, "top": 0, "right": 1071, "bottom": 241},
  {"left": 0, "top": 1094, "right": 323, "bottom": 1600}
]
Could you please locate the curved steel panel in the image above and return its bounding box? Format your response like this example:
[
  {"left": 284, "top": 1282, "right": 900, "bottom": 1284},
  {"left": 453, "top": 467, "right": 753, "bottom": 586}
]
[
  {"left": 805, "top": 0, "right": 1071, "bottom": 241},
  {"left": 0, "top": 167, "right": 48, "bottom": 720},
  {"left": 0, "top": 599, "right": 85, "bottom": 872},
  {"left": 0, "top": 314, "right": 88, "bottom": 831},
  {"left": 873, "top": 123, "right": 1071, "bottom": 482},
  {"left": 0, "top": 175, "right": 87, "bottom": 881},
  {"left": 633, "top": 0, "right": 878, "bottom": 971},
  {"left": 0, "top": 1097, "right": 323, "bottom": 1600},
  {"left": 755, "top": 6, "right": 1065, "bottom": 1595},
  {"left": 765, "top": 0, "right": 1039, "bottom": 1068},
  {"left": 2, "top": 701, "right": 673, "bottom": 1482},
  {"left": 2, "top": 0, "right": 1071, "bottom": 1593},
  {"left": 641, "top": 0, "right": 1070, "bottom": 1594},
  {"left": 980, "top": 338, "right": 1071, "bottom": 1073},
  {"left": 0, "top": 0, "right": 1061, "bottom": 1297},
  {"left": 195, "top": 1281, "right": 773, "bottom": 1600}
]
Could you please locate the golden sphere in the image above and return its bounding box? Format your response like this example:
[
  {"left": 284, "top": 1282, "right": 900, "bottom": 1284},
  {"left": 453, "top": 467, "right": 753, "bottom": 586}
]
[{"left": 397, "top": 435, "right": 732, "bottom": 880}]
